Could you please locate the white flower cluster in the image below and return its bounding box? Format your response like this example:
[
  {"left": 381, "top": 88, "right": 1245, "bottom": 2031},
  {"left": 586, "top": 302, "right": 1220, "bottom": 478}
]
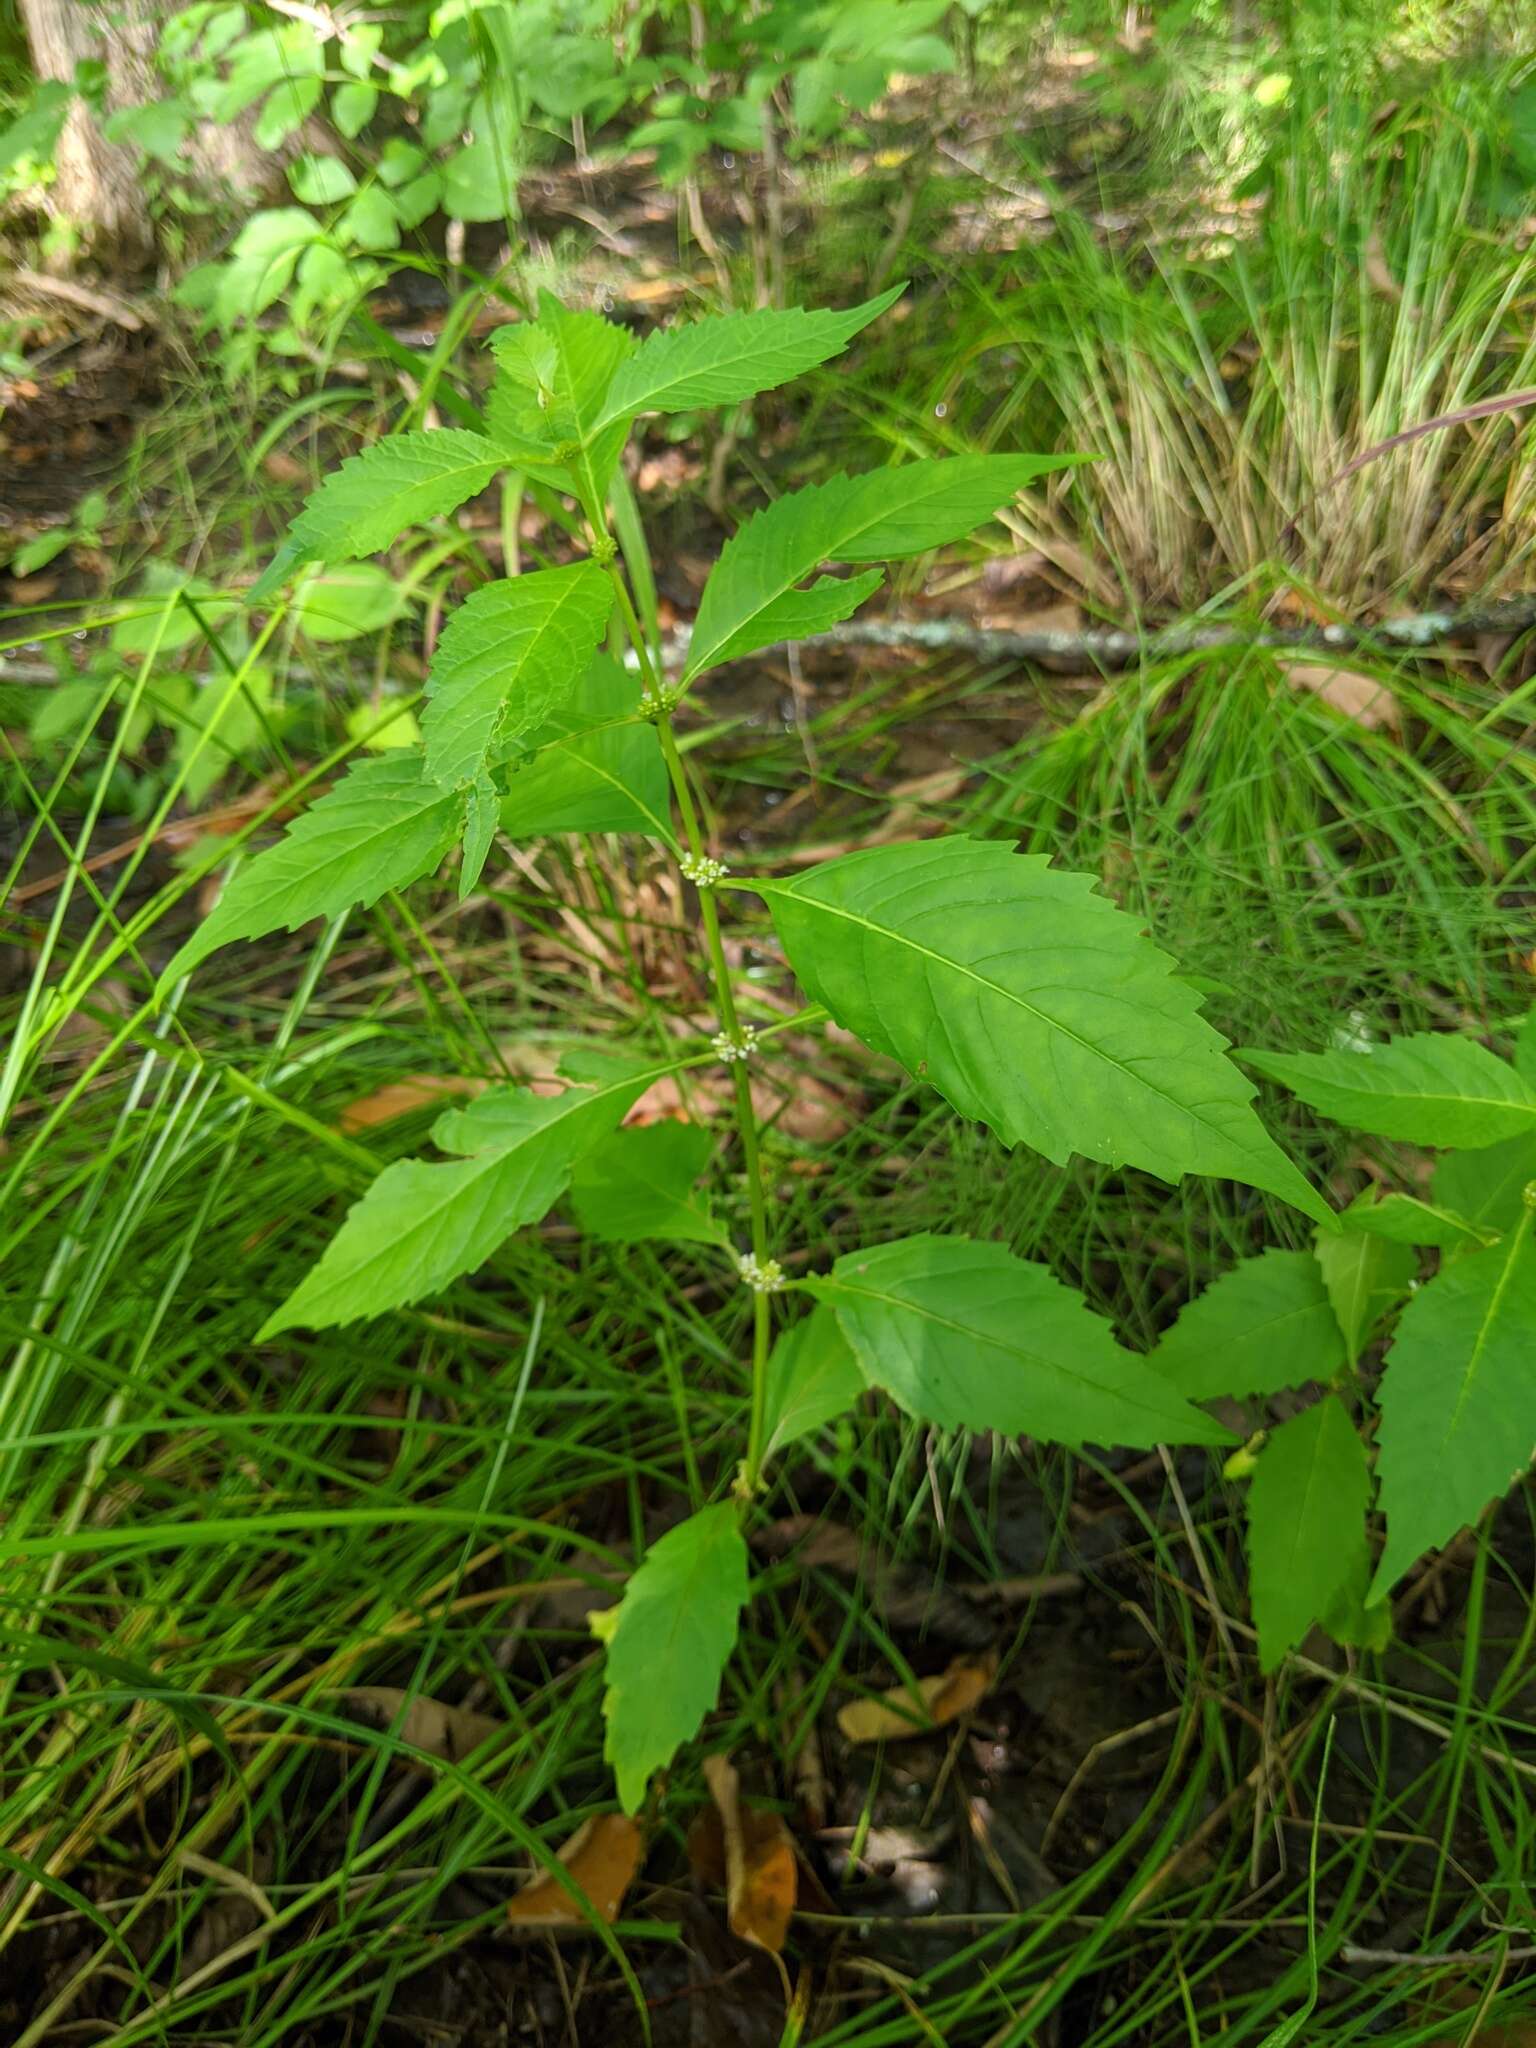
[
  {"left": 712, "top": 1023, "right": 759, "bottom": 1063},
  {"left": 736, "top": 1253, "right": 786, "bottom": 1294},
  {"left": 680, "top": 852, "right": 729, "bottom": 886}
]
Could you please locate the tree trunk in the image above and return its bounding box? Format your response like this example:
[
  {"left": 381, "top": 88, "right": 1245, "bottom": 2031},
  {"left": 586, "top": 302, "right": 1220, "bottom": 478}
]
[{"left": 17, "top": 0, "right": 278, "bottom": 267}]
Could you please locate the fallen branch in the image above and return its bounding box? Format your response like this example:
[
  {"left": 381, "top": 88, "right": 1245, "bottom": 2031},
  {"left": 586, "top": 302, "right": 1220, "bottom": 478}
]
[
  {"left": 8, "top": 267, "right": 150, "bottom": 334},
  {"left": 792, "top": 594, "right": 1536, "bottom": 669},
  {"left": 5, "top": 596, "right": 1534, "bottom": 703}
]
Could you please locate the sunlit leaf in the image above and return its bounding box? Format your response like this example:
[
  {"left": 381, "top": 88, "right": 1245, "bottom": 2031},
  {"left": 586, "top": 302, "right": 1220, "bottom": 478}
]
[
  {"left": 599, "top": 1504, "right": 749, "bottom": 1814},
  {"left": 569, "top": 1121, "right": 726, "bottom": 1245},
  {"left": 1242, "top": 1034, "right": 1536, "bottom": 1149},
  {"left": 261, "top": 1052, "right": 663, "bottom": 1335},
  {"left": 596, "top": 286, "right": 903, "bottom": 429},
  {"left": 1246, "top": 1396, "right": 1372, "bottom": 1671},
  {"left": 423, "top": 565, "right": 613, "bottom": 789},
  {"left": 808, "top": 1233, "right": 1233, "bottom": 1447},
  {"left": 1153, "top": 1250, "right": 1345, "bottom": 1402},
  {"left": 762, "top": 1307, "right": 865, "bottom": 1460},
  {"left": 163, "top": 752, "right": 462, "bottom": 982},
  {"left": 1372, "top": 1219, "right": 1536, "bottom": 1594},
  {"left": 685, "top": 457, "right": 1079, "bottom": 678},
  {"left": 755, "top": 839, "right": 1327, "bottom": 1217}
]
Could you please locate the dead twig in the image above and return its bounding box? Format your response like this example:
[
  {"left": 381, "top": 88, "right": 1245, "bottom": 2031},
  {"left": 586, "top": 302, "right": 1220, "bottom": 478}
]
[{"left": 10, "top": 267, "right": 150, "bottom": 333}]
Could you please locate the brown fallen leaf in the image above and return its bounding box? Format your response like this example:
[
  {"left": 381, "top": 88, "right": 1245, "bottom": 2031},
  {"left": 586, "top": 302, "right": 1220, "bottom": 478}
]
[
  {"left": 336, "top": 1074, "right": 483, "bottom": 1133},
  {"left": 1278, "top": 658, "right": 1400, "bottom": 732},
  {"left": 1363, "top": 227, "right": 1404, "bottom": 304},
  {"left": 340, "top": 1686, "right": 504, "bottom": 1762},
  {"left": 837, "top": 1651, "right": 998, "bottom": 1744},
  {"left": 506, "top": 1813, "right": 644, "bottom": 1928},
  {"left": 262, "top": 449, "right": 310, "bottom": 486},
  {"left": 693, "top": 1755, "right": 797, "bottom": 1954}
]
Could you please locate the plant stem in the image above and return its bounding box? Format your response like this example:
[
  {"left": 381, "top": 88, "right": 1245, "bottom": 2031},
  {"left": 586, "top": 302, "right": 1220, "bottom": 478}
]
[
  {"left": 654, "top": 717, "right": 775, "bottom": 1492},
  {"left": 592, "top": 538, "right": 777, "bottom": 1494}
]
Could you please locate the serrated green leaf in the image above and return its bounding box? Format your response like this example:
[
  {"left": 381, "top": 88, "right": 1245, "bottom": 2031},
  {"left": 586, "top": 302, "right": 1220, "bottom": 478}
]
[
  {"left": 289, "top": 430, "right": 506, "bottom": 563},
  {"left": 488, "top": 294, "right": 635, "bottom": 502},
  {"left": 1341, "top": 1190, "right": 1492, "bottom": 1251},
  {"left": 807, "top": 1234, "right": 1232, "bottom": 1448},
  {"left": 569, "top": 1121, "right": 726, "bottom": 1245},
  {"left": 1241, "top": 1034, "right": 1536, "bottom": 1149},
  {"left": 1372, "top": 1214, "right": 1536, "bottom": 1594},
  {"left": 1434, "top": 1132, "right": 1536, "bottom": 1240},
  {"left": 1314, "top": 1224, "right": 1415, "bottom": 1363},
  {"left": 458, "top": 775, "right": 499, "bottom": 899},
  {"left": 763, "top": 1307, "right": 865, "bottom": 1461},
  {"left": 601, "top": 1503, "right": 749, "bottom": 1814},
  {"left": 1153, "top": 1249, "right": 1345, "bottom": 1402},
  {"left": 594, "top": 287, "right": 903, "bottom": 430},
  {"left": 753, "top": 839, "right": 1326, "bottom": 1219},
  {"left": 423, "top": 565, "right": 613, "bottom": 791},
  {"left": 1247, "top": 1395, "right": 1371, "bottom": 1671},
  {"left": 499, "top": 654, "right": 673, "bottom": 840},
  {"left": 163, "top": 752, "right": 462, "bottom": 983},
  {"left": 684, "top": 456, "right": 1080, "bottom": 679},
  {"left": 261, "top": 1052, "right": 663, "bottom": 1336}
]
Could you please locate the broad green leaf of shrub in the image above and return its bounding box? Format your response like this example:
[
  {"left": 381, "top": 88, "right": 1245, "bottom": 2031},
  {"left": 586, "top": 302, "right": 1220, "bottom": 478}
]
[
  {"left": 288, "top": 153, "right": 357, "bottom": 204},
  {"left": 289, "top": 430, "right": 507, "bottom": 564},
  {"left": 1153, "top": 1249, "right": 1345, "bottom": 1402},
  {"left": 594, "top": 286, "right": 903, "bottom": 430},
  {"left": 162, "top": 751, "right": 463, "bottom": 983},
  {"left": 1341, "top": 1190, "right": 1492, "bottom": 1251},
  {"left": 422, "top": 565, "right": 614, "bottom": 790},
  {"left": 806, "top": 1234, "right": 1232, "bottom": 1447},
  {"left": 337, "top": 185, "right": 400, "bottom": 252},
  {"left": 1246, "top": 1395, "right": 1372, "bottom": 1671},
  {"left": 1313, "top": 1224, "right": 1415, "bottom": 1364},
  {"left": 569, "top": 1121, "right": 727, "bottom": 1245},
  {"left": 753, "top": 840, "right": 1327, "bottom": 1219},
  {"left": 498, "top": 655, "right": 672, "bottom": 840},
  {"left": 255, "top": 76, "right": 322, "bottom": 149},
  {"left": 1372, "top": 1215, "right": 1536, "bottom": 1594},
  {"left": 1433, "top": 1133, "right": 1536, "bottom": 1239},
  {"left": 762, "top": 1308, "right": 865, "bottom": 1461},
  {"left": 683, "top": 457, "right": 1081, "bottom": 679},
  {"left": 331, "top": 80, "right": 377, "bottom": 137},
  {"left": 111, "top": 562, "right": 236, "bottom": 655},
  {"left": 1241, "top": 1034, "right": 1536, "bottom": 1149},
  {"left": 291, "top": 562, "right": 406, "bottom": 643},
  {"left": 261, "top": 1053, "right": 663, "bottom": 1336},
  {"left": 440, "top": 129, "right": 521, "bottom": 223},
  {"left": 598, "top": 1503, "right": 749, "bottom": 1814},
  {"left": 346, "top": 703, "right": 420, "bottom": 752}
]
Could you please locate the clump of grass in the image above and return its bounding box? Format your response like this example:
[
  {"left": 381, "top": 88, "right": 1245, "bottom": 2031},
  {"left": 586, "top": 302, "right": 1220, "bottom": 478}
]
[{"left": 850, "top": 64, "right": 1536, "bottom": 616}]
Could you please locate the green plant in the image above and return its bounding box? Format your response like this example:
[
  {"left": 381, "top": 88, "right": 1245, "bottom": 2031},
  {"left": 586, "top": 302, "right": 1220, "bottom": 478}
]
[
  {"left": 157, "top": 282, "right": 1373, "bottom": 1817},
  {"left": 42, "top": 0, "right": 963, "bottom": 378}
]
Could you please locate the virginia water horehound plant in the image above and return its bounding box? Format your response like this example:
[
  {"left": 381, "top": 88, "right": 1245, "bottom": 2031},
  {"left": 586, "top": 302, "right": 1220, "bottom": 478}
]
[{"left": 160, "top": 286, "right": 1536, "bottom": 1818}]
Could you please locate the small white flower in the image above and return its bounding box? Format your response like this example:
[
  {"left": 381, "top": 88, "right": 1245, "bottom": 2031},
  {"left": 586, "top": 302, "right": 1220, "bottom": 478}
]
[
  {"left": 736, "top": 1252, "right": 785, "bottom": 1294},
  {"left": 680, "top": 852, "right": 729, "bottom": 887},
  {"left": 712, "top": 1024, "right": 759, "bottom": 1063}
]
